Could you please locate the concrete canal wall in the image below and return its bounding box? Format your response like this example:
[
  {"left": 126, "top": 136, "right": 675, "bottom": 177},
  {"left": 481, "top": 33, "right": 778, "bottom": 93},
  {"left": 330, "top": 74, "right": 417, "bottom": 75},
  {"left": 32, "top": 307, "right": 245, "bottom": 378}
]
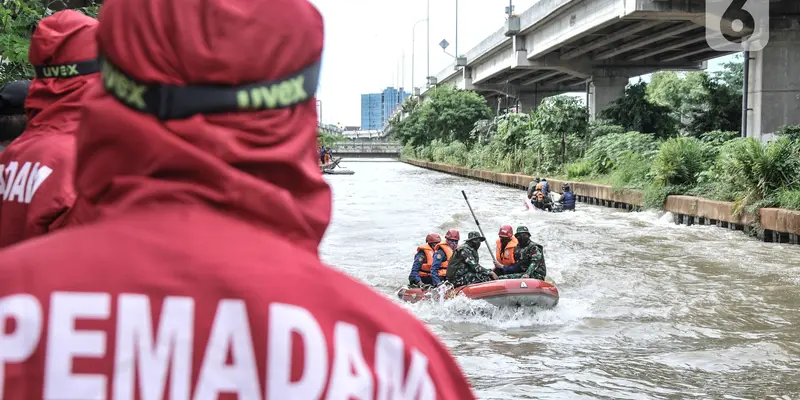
[{"left": 402, "top": 158, "right": 800, "bottom": 245}]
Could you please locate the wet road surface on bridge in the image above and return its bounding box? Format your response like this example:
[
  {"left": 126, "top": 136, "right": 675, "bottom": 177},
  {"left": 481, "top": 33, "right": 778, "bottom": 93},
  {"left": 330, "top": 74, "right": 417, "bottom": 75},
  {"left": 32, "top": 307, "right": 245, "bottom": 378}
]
[{"left": 320, "top": 160, "right": 800, "bottom": 400}]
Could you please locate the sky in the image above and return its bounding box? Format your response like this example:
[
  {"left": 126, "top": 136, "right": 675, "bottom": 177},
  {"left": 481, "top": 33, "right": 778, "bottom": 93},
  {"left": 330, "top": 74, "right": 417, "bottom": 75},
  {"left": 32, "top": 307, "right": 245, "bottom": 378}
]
[{"left": 308, "top": 0, "right": 736, "bottom": 127}]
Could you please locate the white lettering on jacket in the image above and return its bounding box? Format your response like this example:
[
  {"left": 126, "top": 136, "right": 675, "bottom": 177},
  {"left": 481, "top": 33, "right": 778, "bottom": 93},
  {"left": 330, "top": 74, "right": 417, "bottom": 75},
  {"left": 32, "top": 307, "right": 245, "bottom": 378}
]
[
  {"left": 0, "top": 292, "right": 437, "bottom": 399},
  {"left": 0, "top": 161, "right": 54, "bottom": 204}
]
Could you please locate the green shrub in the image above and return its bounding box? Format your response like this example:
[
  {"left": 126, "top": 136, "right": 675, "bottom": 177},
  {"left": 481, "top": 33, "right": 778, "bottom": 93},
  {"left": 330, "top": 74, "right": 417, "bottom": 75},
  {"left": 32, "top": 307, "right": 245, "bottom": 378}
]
[
  {"left": 584, "top": 131, "right": 659, "bottom": 174},
  {"left": 714, "top": 137, "right": 800, "bottom": 214},
  {"left": 700, "top": 130, "right": 738, "bottom": 144},
  {"left": 430, "top": 139, "right": 469, "bottom": 166},
  {"left": 643, "top": 182, "right": 674, "bottom": 209},
  {"left": 566, "top": 160, "right": 593, "bottom": 178},
  {"left": 651, "top": 137, "right": 711, "bottom": 186},
  {"left": 777, "top": 189, "right": 800, "bottom": 210},
  {"left": 416, "top": 144, "right": 434, "bottom": 161},
  {"left": 777, "top": 125, "right": 800, "bottom": 141},
  {"left": 608, "top": 151, "right": 653, "bottom": 189},
  {"left": 587, "top": 121, "right": 626, "bottom": 139}
]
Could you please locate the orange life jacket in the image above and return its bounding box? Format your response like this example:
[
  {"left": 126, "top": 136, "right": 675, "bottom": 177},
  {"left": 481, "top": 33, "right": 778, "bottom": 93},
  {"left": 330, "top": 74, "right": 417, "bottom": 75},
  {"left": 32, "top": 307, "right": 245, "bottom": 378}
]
[
  {"left": 432, "top": 242, "right": 453, "bottom": 276},
  {"left": 533, "top": 191, "right": 544, "bottom": 201},
  {"left": 535, "top": 183, "right": 543, "bottom": 190},
  {"left": 495, "top": 236, "right": 518, "bottom": 266},
  {"left": 416, "top": 244, "right": 435, "bottom": 276}
]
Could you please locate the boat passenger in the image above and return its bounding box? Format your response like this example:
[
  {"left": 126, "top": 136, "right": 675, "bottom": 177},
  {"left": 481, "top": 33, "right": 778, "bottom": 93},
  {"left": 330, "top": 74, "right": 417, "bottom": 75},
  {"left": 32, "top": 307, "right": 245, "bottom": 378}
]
[
  {"left": 560, "top": 183, "right": 576, "bottom": 211},
  {"left": 0, "top": 80, "right": 30, "bottom": 150},
  {"left": 494, "top": 224, "right": 517, "bottom": 271},
  {"left": 323, "top": 146, "right": 331, "bottom": 164},
  {"left": 409, "top": 232, "right": 442, "bottom": 287},
  {"left": 497, "top": 226, "right": 547, "bottom": 280},
  {"left": 430, "top": 229, "right": 460, "bottom": 287},
  {"left": 526, "top": 176, "right": 541, "bottom": 199},
  {"left": 531, "top": 189, "right": 552, "bottom": 211},
  {"left": 540, "top": 178, "right": 550, "bottom": 197},
  {"left": 447, "top": 231, "right": 498, "bottom": 287}
]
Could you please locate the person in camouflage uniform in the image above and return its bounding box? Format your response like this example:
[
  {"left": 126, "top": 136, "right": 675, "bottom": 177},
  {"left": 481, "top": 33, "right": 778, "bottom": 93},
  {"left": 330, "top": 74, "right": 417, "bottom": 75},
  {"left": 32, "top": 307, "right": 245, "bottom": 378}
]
[
  {"left": 496, "top": 226, "right": 547, "bottom": 280},
  {"left": 446, "top": 231, "right": 498, "bottom": 287}
]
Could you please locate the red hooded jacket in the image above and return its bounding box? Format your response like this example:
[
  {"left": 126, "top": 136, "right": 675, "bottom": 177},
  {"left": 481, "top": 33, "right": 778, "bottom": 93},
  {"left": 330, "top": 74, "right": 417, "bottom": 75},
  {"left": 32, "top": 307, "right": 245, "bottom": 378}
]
[
  {"left": 0, "top": 10, "right": 98, "bottom": 248},
  {"left": 0, "top": 0, "right": 477, "bottom": 398}
]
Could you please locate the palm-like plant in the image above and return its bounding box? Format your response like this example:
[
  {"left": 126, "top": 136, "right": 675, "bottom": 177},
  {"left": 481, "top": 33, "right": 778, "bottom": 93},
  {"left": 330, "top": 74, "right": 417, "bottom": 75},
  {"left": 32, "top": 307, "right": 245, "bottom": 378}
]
[{"left": 716, "top": 137, "right": 800, "bottom": 215}]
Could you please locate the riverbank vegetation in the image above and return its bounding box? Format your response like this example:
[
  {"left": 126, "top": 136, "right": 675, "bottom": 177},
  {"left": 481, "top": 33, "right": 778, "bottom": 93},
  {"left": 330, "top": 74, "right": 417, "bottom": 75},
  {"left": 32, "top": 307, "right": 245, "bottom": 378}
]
[
  {"left": 390, "top": 58, "right": 800, "bottom": 213},
  {"left": 317, "top": 130, "right": 345, "bottom": 147}
]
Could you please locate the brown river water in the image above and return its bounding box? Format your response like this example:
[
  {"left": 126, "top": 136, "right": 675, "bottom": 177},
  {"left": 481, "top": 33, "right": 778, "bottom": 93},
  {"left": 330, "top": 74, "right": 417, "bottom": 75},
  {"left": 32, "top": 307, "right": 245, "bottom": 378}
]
[{"left": 320, "top": 159, "right": 800, "bottom": 400}]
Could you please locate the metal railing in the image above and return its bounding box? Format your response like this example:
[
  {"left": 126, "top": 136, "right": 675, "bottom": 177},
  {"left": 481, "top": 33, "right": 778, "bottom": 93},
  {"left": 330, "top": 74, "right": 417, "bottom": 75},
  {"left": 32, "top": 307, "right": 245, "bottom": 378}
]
[
  {"left": 318, "top": 123, "right": 343, "bottom": 135},
  {"left": 331, "top": 142, "right": 402, "bottom": 153}
]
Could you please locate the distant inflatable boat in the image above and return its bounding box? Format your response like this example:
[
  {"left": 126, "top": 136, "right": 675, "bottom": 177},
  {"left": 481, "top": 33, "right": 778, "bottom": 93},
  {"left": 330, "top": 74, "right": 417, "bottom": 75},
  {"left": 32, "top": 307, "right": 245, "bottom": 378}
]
[
  {"left": 397, "top": 278, "right": 559, "bottom": 309},
  {"left": 323, "top": 168, "right": 354, "bottom": 175}
]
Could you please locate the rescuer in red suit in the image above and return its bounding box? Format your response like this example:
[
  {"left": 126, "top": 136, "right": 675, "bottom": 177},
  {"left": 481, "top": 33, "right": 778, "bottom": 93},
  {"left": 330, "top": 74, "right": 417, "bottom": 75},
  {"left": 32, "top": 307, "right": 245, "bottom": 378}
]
[
  {"left": 0, "top": 0, "right": 477, "bottom": 398},
  {"left": 0, "top": 11, "right": 99, "bottom": 247}
]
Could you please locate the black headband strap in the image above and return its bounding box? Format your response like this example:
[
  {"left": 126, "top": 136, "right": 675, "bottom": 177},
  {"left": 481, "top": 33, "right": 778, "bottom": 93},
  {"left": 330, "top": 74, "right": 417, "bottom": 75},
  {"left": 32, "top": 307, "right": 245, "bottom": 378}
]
[
  {"left": 34, "top": 59, "right": 100, "bottom": 79},
  {"left": 100, "top": 56, "right": 320, "bottom": 120}
]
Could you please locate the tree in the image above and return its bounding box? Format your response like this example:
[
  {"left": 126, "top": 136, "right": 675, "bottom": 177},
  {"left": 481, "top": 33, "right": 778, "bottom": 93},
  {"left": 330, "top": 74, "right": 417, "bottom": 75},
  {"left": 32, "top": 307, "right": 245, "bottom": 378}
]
[
  {"left": 647, "top": 71, "right": 707, "bottom": 124},
  {"left": 399, "top": 97, "right": 419, "bottom": 114},
  {"left": 531, "top": 96, "right": 588, "bottom": 163},
  {"left": 715, "top": 54, "right": 744, "bottom": 92},
  {"left": 0, "top": 0, "right": 100, "bottom": 85},
  {"left": 390, "top": 86, "right": 492, "bottom": 146},
  {"left": 600, "top": 81, "right": 677, "bottom": 139},
  {"left": 317, "top": 131, "right": 344, "bottom": 147},
  {"left": 685, "top": 73, "right": 742, "bottom": 136},
  {"left": 647, "top": 71, "right": 684, "bottom": 110}
]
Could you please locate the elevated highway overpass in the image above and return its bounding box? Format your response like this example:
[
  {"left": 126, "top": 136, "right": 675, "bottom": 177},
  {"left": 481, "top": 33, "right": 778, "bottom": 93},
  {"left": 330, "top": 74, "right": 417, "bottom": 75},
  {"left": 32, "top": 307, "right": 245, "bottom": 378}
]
[
  {"left": 330, "top": 142, "right": 401, "bottom": 158},
  {"left": 423, "top": 0, "right": 800, "bottom": 138}
]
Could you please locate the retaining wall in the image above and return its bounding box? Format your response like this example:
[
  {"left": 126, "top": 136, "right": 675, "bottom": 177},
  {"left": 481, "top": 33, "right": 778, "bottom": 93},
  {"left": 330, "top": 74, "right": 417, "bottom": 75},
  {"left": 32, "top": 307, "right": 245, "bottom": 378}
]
[{"left": 402, "top": 158, "right": 800, "bottom": 245}]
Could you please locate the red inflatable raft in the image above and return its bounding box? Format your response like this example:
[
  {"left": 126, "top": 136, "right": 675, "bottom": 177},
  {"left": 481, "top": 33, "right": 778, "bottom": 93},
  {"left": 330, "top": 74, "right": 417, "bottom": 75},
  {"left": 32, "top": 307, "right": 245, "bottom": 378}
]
[{"left": 397, "top": 278, "right": 559, "bottom": 309}]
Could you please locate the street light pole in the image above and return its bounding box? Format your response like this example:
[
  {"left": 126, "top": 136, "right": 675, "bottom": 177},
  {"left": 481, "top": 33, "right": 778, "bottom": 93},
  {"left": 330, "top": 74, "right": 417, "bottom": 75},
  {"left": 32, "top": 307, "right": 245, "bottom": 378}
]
[
  {"left": 411, "top": 18, "right": 427, "bottom": 93},
  {"left": 426, "top": 0, "right": 430, "bottom": 86},
  {"left": 455, "top": 0, "right": 458, "bottom": 58},
  {"left": 316, "top": 99, "right": 322, "bottom": 123}
]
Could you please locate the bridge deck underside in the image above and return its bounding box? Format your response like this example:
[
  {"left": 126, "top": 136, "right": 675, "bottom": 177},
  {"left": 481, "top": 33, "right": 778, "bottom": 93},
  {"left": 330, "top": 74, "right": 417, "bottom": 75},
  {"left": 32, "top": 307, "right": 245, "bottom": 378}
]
[{"left": 469, "top": 18, "right": 739, "bottom": 97}]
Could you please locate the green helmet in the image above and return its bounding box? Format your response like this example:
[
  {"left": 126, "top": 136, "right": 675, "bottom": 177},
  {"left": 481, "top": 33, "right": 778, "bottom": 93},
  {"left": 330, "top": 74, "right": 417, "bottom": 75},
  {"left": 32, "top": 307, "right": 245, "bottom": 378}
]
[
  {"left": 466, "top": 231, "right": 485, "bottom": 242},
  {"left": 515, "top": 226, "right": 530, "bottom": 235}
]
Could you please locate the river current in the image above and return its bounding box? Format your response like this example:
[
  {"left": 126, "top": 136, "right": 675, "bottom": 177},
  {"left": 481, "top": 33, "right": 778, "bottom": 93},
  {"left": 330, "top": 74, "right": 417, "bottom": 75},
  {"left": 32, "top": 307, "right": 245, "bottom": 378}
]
[{"left": 319, "top": 160, "right": 800, "bottom": 400}]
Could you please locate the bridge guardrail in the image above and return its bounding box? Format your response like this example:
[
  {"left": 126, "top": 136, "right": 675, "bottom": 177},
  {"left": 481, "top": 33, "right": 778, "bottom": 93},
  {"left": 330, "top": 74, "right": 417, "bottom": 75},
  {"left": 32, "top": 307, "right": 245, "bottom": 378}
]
[{"left": 331, "top": 143, "right": 402, "bottom": 153}]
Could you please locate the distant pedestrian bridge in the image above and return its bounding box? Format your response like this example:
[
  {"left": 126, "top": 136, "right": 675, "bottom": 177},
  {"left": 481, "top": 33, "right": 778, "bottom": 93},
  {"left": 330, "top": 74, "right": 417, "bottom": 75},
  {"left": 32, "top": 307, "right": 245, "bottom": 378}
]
[{"left": 331, "top": 142, "right": 402, "bottom": 158}]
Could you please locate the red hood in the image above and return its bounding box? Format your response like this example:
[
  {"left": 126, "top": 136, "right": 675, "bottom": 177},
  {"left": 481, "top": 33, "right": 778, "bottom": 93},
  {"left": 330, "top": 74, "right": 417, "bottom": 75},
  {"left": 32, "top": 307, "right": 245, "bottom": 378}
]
[
  {"left": 25, "top": 10, "right": 98, "bottom": 133},
  {"left": 75, "top": 0, "right": 331, "bottom": 252}
]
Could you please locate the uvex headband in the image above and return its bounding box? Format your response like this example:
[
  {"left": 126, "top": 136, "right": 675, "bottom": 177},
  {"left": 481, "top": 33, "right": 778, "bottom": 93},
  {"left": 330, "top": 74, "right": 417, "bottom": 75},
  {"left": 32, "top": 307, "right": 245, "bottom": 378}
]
[
  {"left": 100, "top": 56, "right": 320, "bottom": 120},
  {"left": 34, "top": 59, "right": 100, "bottom": 79}
]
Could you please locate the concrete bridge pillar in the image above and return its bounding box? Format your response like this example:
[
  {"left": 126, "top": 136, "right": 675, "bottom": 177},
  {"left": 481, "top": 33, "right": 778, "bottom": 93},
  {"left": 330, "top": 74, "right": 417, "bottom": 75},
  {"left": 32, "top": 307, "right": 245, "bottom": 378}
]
[
  {"left": 589, "top": 76, "right": 629, "bottom": 120},
  {"left": 747, "top": 24, "right": 800, "bottom": 140},
  {"left": 462, "top": 67, "right": 474, "bottom": 90}
]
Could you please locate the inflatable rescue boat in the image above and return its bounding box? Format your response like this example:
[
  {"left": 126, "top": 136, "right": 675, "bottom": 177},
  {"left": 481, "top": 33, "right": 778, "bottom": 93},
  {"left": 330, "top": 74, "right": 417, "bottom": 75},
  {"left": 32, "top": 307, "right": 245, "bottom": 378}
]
[
  {"left": 397, "top": 278, "right": 559, "bottom": 309},
  {"left": 323, "top": 168, "right": 354, "bottom": 175}
]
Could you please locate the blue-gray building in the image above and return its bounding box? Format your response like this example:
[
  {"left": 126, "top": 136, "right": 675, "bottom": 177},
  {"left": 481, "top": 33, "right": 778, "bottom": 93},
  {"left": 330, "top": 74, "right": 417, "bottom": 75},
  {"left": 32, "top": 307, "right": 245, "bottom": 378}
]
[
  {"left": 360, "top": 93, "right": 383, "bottom": 130},
  {"left": 360, "top": 87, "right": 410, "bottom": 130}
]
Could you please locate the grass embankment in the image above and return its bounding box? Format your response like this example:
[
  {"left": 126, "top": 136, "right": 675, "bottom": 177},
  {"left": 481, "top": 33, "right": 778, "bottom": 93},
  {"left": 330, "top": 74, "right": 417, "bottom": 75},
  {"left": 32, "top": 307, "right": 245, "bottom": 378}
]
[
  {"left": 402, "top": 127, "right": 800, "bottom": 216},
  {"left": 388, "top": 82, "right": 800, "bottom": 218}
]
